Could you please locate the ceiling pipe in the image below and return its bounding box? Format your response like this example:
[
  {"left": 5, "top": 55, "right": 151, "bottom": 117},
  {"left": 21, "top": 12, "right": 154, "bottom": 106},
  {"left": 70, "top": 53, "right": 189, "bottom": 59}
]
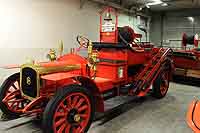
[{"left": 88, "top": 0, "right": 150, "bottom": 18}]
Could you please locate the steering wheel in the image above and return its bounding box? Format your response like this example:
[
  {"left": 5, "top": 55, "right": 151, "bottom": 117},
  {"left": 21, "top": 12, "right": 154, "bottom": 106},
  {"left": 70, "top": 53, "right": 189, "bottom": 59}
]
[{"left": 77, "top": 35, "right": 90, "bottom": 48}]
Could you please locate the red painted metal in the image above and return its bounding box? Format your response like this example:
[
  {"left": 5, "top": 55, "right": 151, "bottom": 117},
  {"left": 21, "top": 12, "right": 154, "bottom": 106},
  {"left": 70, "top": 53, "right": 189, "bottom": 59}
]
[
  {"left": 22, "top": 96, "right": 47, "bottom": 114},
  {"left": 160, "top": 71, "right": 169, "bottom": 95},
  {"left": 3, "top": 90, "right": 23, "bottom": 113},
  {"left": 53, "top": 92, "right": 91, "bottom": 133},
  {"left": 133, "top": 48, "right": 172, "bottom": 96},
  {"left": 173, "top": 50, "right": 200, "bottom": 69},
  {"left": 100, "top": 7, "right": 118, "bottom": 43},
  {"left": 169, "top": 32, "right": 200, "bottom": 78}
]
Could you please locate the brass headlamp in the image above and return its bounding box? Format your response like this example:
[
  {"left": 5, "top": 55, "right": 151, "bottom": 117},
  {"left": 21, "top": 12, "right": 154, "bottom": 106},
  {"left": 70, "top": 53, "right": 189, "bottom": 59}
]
[
  {"left": 47, "top": 40, "right": 64, "bottom": 61},
  {"left": 47, "top": 49, "right": 57, "bottom": 61}
]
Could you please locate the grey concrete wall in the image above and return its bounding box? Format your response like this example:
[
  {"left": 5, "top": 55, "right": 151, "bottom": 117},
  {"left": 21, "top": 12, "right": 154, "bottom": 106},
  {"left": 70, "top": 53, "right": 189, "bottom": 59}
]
[
  {"left": 0, "top": 48, "right": 52, "bottom": 84},
  {"left": 150, "top": 9, "right": 200, "bottom": 47},
  {"left": 0, "top": 0, "right": 148, "bottom": 50},
  {"left": 150, "top": 13, "right": 162, "bottom": 46}
]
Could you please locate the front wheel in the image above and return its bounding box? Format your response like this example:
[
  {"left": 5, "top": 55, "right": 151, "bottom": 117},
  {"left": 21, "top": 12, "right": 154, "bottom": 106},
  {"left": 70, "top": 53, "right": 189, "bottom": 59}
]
[
  {"left": 0, "top": 73, "right": 30, "bottom": 119},
  {"left": 151, "top": 69, "right": 170, "bottom": 99},
  {"left": 43, "top": 85, "right": 95, "bottom": 133}
]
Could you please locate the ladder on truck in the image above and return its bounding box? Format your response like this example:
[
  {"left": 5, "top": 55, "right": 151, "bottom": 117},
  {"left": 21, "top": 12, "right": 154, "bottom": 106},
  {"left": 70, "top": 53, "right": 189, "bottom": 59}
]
[{"left": 131, "top": 48, "right": 173, "bottom": 96}]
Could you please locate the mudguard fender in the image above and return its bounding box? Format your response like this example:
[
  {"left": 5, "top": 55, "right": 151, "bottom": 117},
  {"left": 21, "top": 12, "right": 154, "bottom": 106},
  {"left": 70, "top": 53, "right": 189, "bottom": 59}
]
[{"left": 41, "top": 74, "right": 105, "bottom": 112}]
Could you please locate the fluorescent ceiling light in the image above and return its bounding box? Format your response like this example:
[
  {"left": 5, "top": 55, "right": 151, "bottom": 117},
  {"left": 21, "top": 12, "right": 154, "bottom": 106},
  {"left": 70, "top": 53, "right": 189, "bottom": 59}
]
[
  {"left": 187, "top": 17, "right": 194, "bottom": 23},
  {"left": 162, "top": 3, "right": 168, "bottom": 6},
  {"left": 138, "top": 7, "right": 143, "bottom": 10},
  {"left": 146, "top": 0, "right": 163, "bottom": 6},
  {"left": 146, "top": 5, "right": 150, "bottom": 8}
]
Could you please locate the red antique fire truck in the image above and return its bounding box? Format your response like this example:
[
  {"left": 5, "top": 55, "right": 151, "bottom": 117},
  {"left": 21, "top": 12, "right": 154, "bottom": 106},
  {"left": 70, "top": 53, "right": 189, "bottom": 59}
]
[{"left": 0, "top": 7, "right": 173, "bottom": 133}]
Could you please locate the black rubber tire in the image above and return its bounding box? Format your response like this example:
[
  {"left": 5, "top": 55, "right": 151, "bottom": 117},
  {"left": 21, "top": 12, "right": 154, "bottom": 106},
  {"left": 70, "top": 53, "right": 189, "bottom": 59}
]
[
  {"left": 0, "top": 73, "right": 22, "bottom": 118},
  {"left": 42, "top": 84, "right": 95, "bottom": 133},
  {"left": 152, "top": 67, "right": 170, "bottom": 99}
]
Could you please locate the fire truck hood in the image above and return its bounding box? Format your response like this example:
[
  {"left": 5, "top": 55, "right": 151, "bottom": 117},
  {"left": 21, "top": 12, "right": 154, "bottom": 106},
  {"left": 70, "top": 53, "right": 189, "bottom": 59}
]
[
  {"left": 21, "top": 61, "right": 81, "bottom": 75},
  {"left": 1, "top": 61, "right": 81, "bottom": 75}
]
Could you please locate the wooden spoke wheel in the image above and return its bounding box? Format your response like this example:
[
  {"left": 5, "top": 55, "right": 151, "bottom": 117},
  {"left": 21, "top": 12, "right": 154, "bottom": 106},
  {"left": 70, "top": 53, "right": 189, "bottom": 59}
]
[
  {"left": 43, "top": 85, "right": 95, "bottom": 133},
  {"left": 160, "top": 71, "right": 169, "bottom": 96},
  {"left": 0, "top": 73, "right": 30, "bottom": 118},
  {"left": 152, "top": 69, "right": 170, "bottom": 99}
]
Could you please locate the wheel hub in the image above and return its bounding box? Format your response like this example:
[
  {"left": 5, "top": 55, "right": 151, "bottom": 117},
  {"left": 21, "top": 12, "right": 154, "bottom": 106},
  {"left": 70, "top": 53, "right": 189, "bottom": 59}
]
[
  {"left": 67, "top": 109, "right": 80, "bottom": 123},
  {"left": 74, "top": 114, "right": 81, "bottom": 122},
  {"left": 15, "top": 94, "right": 22, "bottom": 99},
  {"left": 53, "top": 92, "right": 92, "bottom": 133}
]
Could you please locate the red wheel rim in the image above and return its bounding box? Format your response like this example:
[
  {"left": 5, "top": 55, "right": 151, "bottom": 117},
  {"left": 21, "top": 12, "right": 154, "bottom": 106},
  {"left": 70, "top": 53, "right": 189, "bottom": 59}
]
[
  {"left": 160, "top": 71, "right": 169, "bottom": 96},
  {"left": 53, "top": 92, "right": 91, "bottom": 133},
  {"left": 2, "top": 79, "right": 29, "bottom": 113}
]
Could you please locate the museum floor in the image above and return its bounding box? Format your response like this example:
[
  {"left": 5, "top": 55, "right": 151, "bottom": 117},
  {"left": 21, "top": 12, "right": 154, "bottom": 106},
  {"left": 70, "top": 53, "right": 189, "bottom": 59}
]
[{"left": 0, "top": 79, "right": 196, "bottom": 133}]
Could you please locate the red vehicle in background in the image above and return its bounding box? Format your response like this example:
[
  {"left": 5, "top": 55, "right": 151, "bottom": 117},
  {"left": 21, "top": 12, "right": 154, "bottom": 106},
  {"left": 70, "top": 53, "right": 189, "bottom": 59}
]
[
  {"left": 0, "top": 7, "right": 173, "bottom": 133},
  {"left": 172, "top": 33, "right": 200, "bottom": 133},
  {"left": 172, "top": 33, "right": 200, "bottom": 78}
]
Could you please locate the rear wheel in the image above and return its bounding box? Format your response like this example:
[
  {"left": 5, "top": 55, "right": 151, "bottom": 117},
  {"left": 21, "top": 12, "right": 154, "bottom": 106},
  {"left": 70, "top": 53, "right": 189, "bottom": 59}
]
[
  {"left": 152, "top": 68, "right": 170, "bottom": 99},
  {"left": 0, "top": 73, "right": 30, "bottom": 119},
  {"left": 43, "top": 85, "right": 95, "bottom": 133}
]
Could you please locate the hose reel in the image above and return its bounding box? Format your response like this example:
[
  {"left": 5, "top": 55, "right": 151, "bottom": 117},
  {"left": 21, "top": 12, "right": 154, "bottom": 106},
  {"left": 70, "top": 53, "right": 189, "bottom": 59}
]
[{"left": 182, "top": 33, "right": 199, "bottom": 48}]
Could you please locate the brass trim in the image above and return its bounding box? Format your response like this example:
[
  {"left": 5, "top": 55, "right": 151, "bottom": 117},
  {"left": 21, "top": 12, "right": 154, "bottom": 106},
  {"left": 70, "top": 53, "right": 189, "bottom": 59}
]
[
  {"left": 99, "top": 58, "right": 126, "bottom": 64},
  {"left": 20, "top": 63, "right": 81, "bottom": 101}
]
